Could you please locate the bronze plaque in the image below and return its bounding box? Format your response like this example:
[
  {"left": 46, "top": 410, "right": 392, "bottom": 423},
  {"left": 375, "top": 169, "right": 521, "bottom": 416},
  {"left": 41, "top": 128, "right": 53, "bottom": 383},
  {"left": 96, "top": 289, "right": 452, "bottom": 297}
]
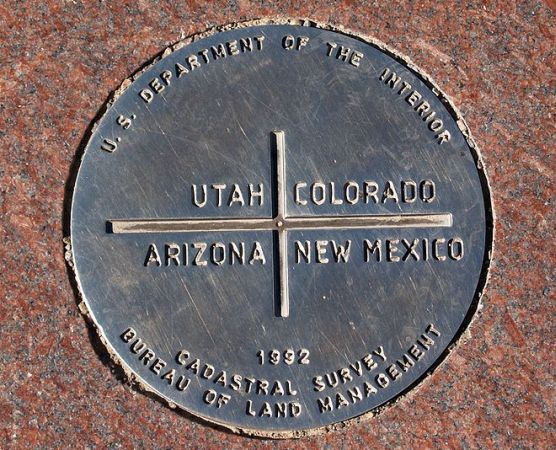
[{"left": 68, "top": 20, "right": 493, "bottom": 437}]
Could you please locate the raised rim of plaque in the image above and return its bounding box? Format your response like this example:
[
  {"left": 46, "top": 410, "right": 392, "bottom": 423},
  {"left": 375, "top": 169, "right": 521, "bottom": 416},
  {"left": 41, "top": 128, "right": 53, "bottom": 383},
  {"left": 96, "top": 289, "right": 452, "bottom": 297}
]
[{"left": 63, "top": 17, "right": 495, "bottom": 439}]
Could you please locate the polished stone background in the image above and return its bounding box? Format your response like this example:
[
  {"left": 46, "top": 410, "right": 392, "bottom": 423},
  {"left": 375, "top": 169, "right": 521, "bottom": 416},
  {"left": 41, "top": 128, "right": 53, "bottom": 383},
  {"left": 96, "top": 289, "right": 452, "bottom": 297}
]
[{"left": 0, "top": 1, "right": 553, "bottom": 448}]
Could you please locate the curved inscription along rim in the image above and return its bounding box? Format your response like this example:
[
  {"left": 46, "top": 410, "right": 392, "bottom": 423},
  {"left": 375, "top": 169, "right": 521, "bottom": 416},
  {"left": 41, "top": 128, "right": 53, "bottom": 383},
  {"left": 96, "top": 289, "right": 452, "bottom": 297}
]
[{"left": 69, "top": 20, "right": 493, "bottom": 438}]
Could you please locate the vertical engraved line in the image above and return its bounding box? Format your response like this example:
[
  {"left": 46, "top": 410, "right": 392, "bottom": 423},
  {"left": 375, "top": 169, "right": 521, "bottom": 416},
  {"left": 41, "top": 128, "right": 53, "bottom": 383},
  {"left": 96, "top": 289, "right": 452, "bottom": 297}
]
[
  {"left": 279, "top": 229, "right": 289, "bottom": 318},
  {"left": 274, "top": 130, "right": 286, "bottom": 219},
  {"left": 272, "top": 130, "right": 289, "bottom": 318}
]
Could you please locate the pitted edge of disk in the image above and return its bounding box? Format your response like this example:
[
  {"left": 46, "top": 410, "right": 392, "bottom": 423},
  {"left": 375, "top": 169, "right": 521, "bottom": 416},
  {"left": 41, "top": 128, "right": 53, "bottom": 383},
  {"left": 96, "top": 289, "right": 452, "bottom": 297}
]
[{"left": 65, "top": 18, "right": 495, "bottom": 440}]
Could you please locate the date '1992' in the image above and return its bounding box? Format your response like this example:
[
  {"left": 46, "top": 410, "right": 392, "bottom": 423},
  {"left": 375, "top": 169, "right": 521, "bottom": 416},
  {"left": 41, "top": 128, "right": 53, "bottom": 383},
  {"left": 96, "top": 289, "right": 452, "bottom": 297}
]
[{"left": 257, "top": 349, "right": 310, "bottom": 365}]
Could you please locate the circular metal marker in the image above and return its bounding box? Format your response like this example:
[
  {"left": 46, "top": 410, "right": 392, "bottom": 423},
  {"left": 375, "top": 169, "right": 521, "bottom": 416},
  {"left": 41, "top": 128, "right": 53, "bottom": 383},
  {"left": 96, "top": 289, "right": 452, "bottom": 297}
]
[{"left": 69, "top": 20, "right": 493, "bottom": 437}]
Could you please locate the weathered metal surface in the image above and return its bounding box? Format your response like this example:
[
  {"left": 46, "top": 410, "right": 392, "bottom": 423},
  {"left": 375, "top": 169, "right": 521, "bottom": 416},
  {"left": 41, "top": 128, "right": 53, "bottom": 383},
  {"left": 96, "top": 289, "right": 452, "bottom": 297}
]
[{"left": 69, "top": 22, "right": 493, "bottom": 437}]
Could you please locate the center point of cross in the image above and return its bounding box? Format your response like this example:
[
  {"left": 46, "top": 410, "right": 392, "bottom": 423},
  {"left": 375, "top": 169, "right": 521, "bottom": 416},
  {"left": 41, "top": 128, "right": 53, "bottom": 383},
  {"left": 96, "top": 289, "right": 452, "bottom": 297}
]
[{"left": 276, "top": 220, "right": 284, "bottom": 229}]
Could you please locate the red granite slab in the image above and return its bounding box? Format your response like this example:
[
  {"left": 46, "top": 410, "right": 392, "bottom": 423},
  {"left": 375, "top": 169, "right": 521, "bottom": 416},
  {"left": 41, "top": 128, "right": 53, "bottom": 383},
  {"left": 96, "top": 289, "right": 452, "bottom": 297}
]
[{"left": 0, "top": 1, "right": 554, "bottom": 448}]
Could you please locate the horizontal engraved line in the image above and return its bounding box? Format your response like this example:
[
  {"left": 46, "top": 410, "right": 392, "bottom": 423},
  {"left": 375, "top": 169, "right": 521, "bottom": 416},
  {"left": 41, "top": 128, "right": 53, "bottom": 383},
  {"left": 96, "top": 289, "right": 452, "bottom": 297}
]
[
  {"left": 283, "top": 213, "right": 452, "bottom": 229},
  {"left": 107, "top": 213, "right": 452, "bottom": 234},
  {"left": 109, "top": 218, "right": 275, "bottom": 233}
]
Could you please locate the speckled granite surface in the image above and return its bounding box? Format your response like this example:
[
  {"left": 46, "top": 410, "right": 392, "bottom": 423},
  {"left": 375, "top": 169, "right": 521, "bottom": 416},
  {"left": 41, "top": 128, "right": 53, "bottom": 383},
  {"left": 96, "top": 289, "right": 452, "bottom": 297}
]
[{"left": 0, "top": 1, "right": 554, "bottom": 448}]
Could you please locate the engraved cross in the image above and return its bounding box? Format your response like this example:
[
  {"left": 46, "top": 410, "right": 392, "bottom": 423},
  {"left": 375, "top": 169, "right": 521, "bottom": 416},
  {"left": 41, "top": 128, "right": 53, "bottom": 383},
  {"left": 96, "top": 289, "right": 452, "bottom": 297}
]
[{"left": 109, "top": 131, "right": 452, "bottom": 318}]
